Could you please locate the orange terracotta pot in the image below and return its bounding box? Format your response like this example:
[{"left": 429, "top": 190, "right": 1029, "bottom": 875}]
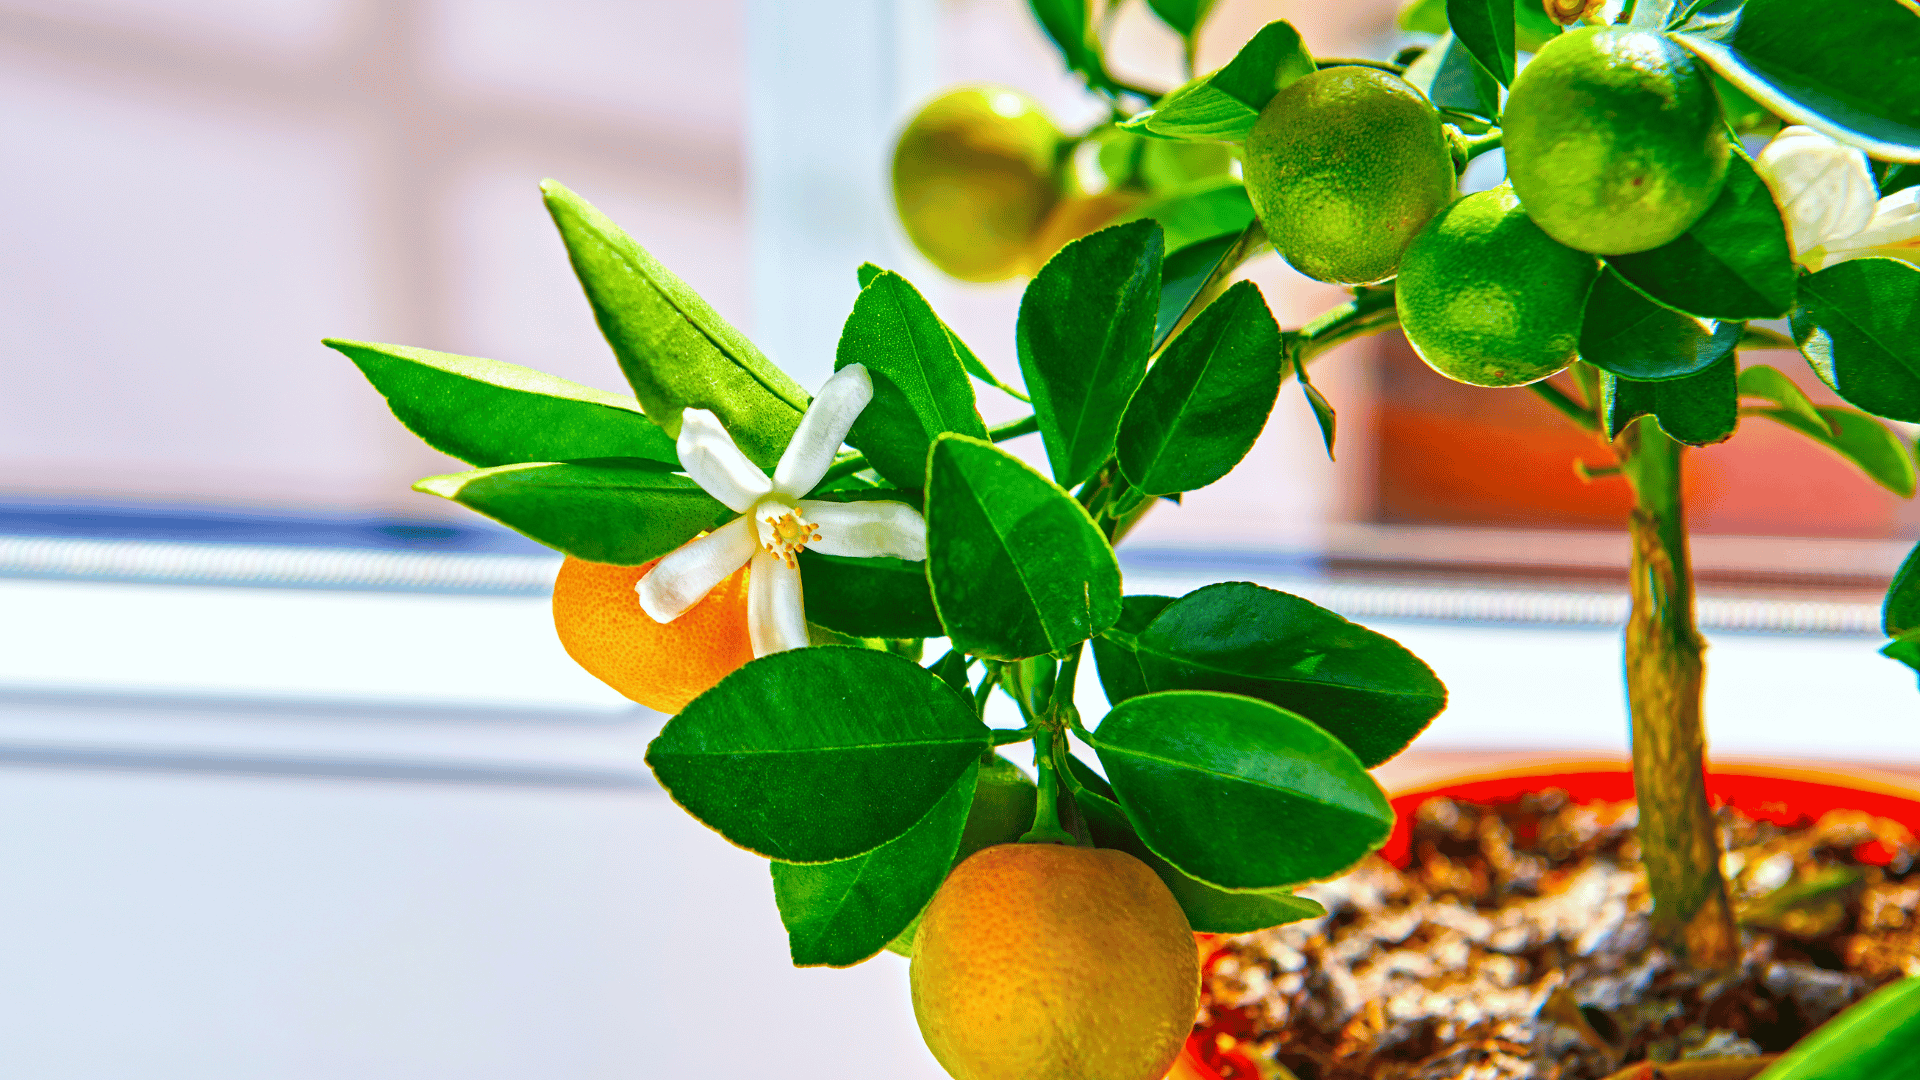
[{"left": 1175, "top": 759, "right": 1920, "bottom": 1080}]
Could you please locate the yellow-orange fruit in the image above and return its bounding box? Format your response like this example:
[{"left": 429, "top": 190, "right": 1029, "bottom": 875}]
[
  {"left": 1022, "top": 189, "right": 1151, "bottom": 275},
  {"left": 551, "top": 555, "right": 752, "bottom": 714},
  {"left": 910, "top": 843, "right": 1199, "bottom": 1080}
]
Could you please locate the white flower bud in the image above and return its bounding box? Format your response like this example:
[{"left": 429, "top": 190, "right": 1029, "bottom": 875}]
[{"left": 1754, "top": 126, "right": 1878, "bottom": 265}]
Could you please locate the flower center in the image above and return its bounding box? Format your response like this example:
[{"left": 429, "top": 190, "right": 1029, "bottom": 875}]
[{"left": 753, "top": 497, "right": 820, "bottom": 569}]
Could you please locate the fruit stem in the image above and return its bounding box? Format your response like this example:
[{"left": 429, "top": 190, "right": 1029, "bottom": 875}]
[
  {"left": 1615, "top": 417, "right": 1740, "bottom": 969},
  {"left": 1460, "top": 129, "right": 1504, "bottom": 162},
  {"left": 1293, "top": 288, "right": 1400, "bottom": 368},
  {"left": 1528, "top": 378, "right": 1600, "bottom": 433},
  {"left": 1021, "top": 726, "right": 1077, "bottom": 845},
  {"left": 973, "top": 664, "right": 1001, "bottom": 718}
]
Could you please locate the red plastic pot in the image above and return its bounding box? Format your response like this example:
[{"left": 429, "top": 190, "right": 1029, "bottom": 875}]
[{"left": 1173, "top": 760, "right": 1920, "bottom": 1080}]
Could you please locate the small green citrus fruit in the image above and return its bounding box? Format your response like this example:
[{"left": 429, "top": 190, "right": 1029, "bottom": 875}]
[
  {"left": 892, "top": 87, "right": 1065, "bottom": 283},
  {"left": 1244, "top": 65, "right": 1456, "bottom": 285},
  {"left": 1503, "top": 27, "right": 1729, "bottom": 255},
  {"left": 1396, "top": 186, "right": 1599, "bottom": 388}
]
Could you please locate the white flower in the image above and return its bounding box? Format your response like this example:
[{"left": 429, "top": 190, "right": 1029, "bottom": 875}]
[
  {"left": 637, "top": 363, "right": 928, "bottom": 658},
  {"left": 1755, "top": 126, "right": 1920, "bottom": 271}
]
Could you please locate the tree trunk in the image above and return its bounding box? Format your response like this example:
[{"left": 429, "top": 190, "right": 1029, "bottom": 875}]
[{"left": 1618, "top": 418, "right": 1739, "bottom": 968}]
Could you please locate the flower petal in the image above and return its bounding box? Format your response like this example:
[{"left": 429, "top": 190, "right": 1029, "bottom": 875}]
[
  {"left": 1755, "top": 126, "right": 1878, "bottom": 258},
  {"left": 1815, "top": 185, "right": 1920, "bottom": 269},
  {"left": 748, "top": 550, "right": 810, "bottom": 657},
  {"left": 773, "top": 364, "right": 873, "bottom": 498},
  {"left": 678, "top": 408, "right": 772, "bottom": 512},
  {"left": 636, "top": 515, "right": 756, "bottom": 623},
  {"left": 799, "top": 499, "right": 928, "bottom": 561}
]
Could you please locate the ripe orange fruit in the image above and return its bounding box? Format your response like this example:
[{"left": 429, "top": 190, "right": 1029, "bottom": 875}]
[
  {"left": 910, "top": 843, "right": 1199, "bottom": 1080},
  {"left": 552, "top": 555, "right": 753, "bottom": 714}
]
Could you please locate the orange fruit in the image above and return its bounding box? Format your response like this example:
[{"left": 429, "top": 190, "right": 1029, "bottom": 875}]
[
  {"left": 910, "top": 843, "right": 1199, "bottom": 1080},
  {"left": 552, "top": 555, "right": 753, "bottom": 713}
]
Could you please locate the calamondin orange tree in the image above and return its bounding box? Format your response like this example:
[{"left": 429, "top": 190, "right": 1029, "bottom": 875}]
[{"left": 332, "top": 0, "right": 1920, "bottom": 1077}]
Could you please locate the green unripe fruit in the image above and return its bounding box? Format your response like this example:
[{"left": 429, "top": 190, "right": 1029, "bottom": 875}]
[
  {"left": 1396, "top": 186, "right": 1600, "bottom": 388},
  {"left": 892, "top": 87, "right": 1066, "bottom": 283},
  {"left": 1244, "top": 66, "right": 1456, "bottom": 286},
  {"left": 1503, "top": 27, "right": 1730, "bottom": 255}
]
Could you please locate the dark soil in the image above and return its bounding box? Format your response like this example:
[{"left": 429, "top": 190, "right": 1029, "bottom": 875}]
[{"left": 1194, "top": 791, "right": 1920, "bottom": 1080}]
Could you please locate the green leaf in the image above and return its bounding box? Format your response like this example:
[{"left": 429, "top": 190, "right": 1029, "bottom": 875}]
[
  {"left": 1514, "top": 0, "right": 1565, "bottom": 51},
  {"left": 1400, "top": 0, "right": 1449, "bottom": 34},
  {"left": 413, "top": 459, "right": 731, "bottom": 564},
  {"left": 1604, "top": 151, "right": 1797, "bottom": 320},
  {"left": 1117, "top": 280, "right": 1284, "bottom": 495},
  {"left": 542, "top": 180, "right": 808, "bottom": 467},
  {"left": 1888, "top": 542, "right": 1920, "bottom": 637},
  {"left": 1068, "top": 756, "right": 1326, "bottom": 933},
  {"left": 1088, "top": 690, "right": 1395, "bottom": 889},
  {"left": 886, "top": 755, "right": 1040, "bottom": 957},
  {"left": 1155, "top": 232, "right": 1244, "bottom": 351},
  {"left": 328, "top": 339, "right": 679, "bottom": 469},
  {"left": 1792, "top": 258, "right": 1920, "bottom": 423},
  {"left": 645, "top": 647, "right": 990, "bottom": 863},
  {"left": 1146, "top": 0, "right": 1218, "bottom": 38},
  {"left": 1298, "top": 365, "right": 1338, "bottom": 460},
  {"left": 1092, "top": 582, "right": 1446, "bottom": 770},
  {"left": 1886, "top": 629, "right": 1920, "bottom": 684},
  {"left": 1580, "top": 268, "right": 1743, "bottom": 381},
  {"left": 1134, "top": 179, "right": 1257, "bottom": 253},
  {"left": 1737, "top": 364, "right": 1827, "bottom": 430},
  {"left": 925, "top": 435, "right": 1122, "bottom": 660},
  {"left": 1017, "top": 220, "right": 1164, "bottom": 488},
  {"left": 770, "top": 760, "right": 976, "bottom": 968},
  {"left": 1602, "top": 355, "right": 1739, "bottom": 445},
  {"left": 1406, "top": 31, "right": 1502, "bottom": 120},
  {"left": 1751, "top": 976, "right": 1920, "bottom": 1080},
  {"left": 1447, "top": 0, "right": 1517, "bottom": 85},
  {"left": 1129, "top": 21, "right": 1316, "bottom": 142},
  {"left": 857, "top": 262, "right": 1028, "bottom": 405},
  {"left": 834, "top": 271, "right": 989, "bottom": 490},
  {"left": 1028, "top": 0, "right": 1112, "bottom": 91},
  {"left": 1747, "top": 406, "right": 1917, "bottom": 497},
  {"left": 797, "top": 550, "right": 944, "bottom": 640},
  {"left": 1673, "top": 0, "right": 1920, "bottom": 163}
]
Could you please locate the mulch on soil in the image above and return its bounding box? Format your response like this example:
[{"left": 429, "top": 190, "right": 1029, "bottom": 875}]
[{"left": 1196, "top": 791, "right": 1920, "bottom": 1080}]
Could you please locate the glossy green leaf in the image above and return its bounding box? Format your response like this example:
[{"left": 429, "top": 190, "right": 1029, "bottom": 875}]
[
  {"left": 1403, "top": 0, "right": 1559, "bottom": 50},
  {"left": 1737, "top": 364, "right": 1827, "bottom": 430},
  {"left": 1888, "top": 542, "right": 1920, "bottom": 637},
  {"left": 1129, "top": 21, "right": 1316, "bottom": 142},
  {"left": 857, "top": 263, "right": 1027, "bottom": 405},
  {"left": 925, "top": 435, "right": 1122, "bottom": 660},
  {"left": 1406, "top": 31, "right": 1501, "bottom": 120},
  {"left": 413, "top": 459, "right": 730, "bottom": 564},
  {"left": 1605, "top": 152, "right": 1797, "bottom": 320},
  {"left": 1028, "top": 0, "right": 1111, "bottom": 91},
  {"left": 1155, "top": 232, "right": 1244, "bottom": 351},
  {"left": 1747, "top": 406, "right": 1917, "bottom": 497},
  {"left": 1093, "top": 582, "right": 1446, "bottom": 769},
  {"left": 1447, "top": 0, "right": 1516, "bottom": 85},
  {"left": 1602, "top": 355, "right": 1739, "bottom": 445},
  {"left": 886, "top": 755, "right": 1039, "bottom": 957},
  {"left": 1088, "top": 690, "right": 1395, "bottom": 889},
  {"left": 1673, "top": 0, "right": 1920, "bottom": 163},
  {"left": 1135, "top": 179, "right": 1257, "bottom": 253},
  {"left": 542, "top": 180, "right": 808, "bottom": 467},
  {"left": 797, "top": 550, "right": 944, "bottom": 640},
  {"left": 1067, "top": 756, "right": 1325, "bottom": 933},
  {"left": 1017, "top": 220, "right": 1164, "bottom": 488},
  {"left": 645, "top": 647, "right": 990, "bottom": 863},
  {"left": 328, "top": 339, "right": 678, "bottom": 469},
  {"left": 1581, "top": 268, "right": 1743, "bottom": 381},
  {"left": 1752, "top": 976, "right": 1920, "bottom": 1080},
  {"left": 1886, "top": 629, "right": 1920, "bottom": 684},
  {"left": 1792, "top": 258, "right": 1920, "bottom": 423},
  {"left": 1298, "top": 366, "right": 1338, "bottom": 460},
  {"left": 834, "top": 271, "right": 989, "bottom": 490},
  {"left": 770, "top": 760, "right": 976, "bottom": 968},
  {"left": 1118, "top": 281, "right": 1283, "bottom": 495},
  {"left": 1146, "top": 0, "right": 1218, "bottom": 38}
]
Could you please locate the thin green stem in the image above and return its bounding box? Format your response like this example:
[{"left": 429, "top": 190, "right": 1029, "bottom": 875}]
[
  {"left": 972, "top": 664, "right": 1001, "bottom": 718},
  {"left": 1461, "top": 129, "right": 1504, "bottom": 161},
  {"left": 1293, "top": 288, "right": 1400, "bottom": 367},
  {"left": 817, "top": 413, "right": 1038, "bottom": 485},
  {"left": 1051, "top": 642, "right": 1082, "bottom": 715},
  {"left": 990, "top": 727, "right": 1035, "bottom": 746},
  {"left": 1529, "top": 378, "right": 1600, "bottom": 433}
]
